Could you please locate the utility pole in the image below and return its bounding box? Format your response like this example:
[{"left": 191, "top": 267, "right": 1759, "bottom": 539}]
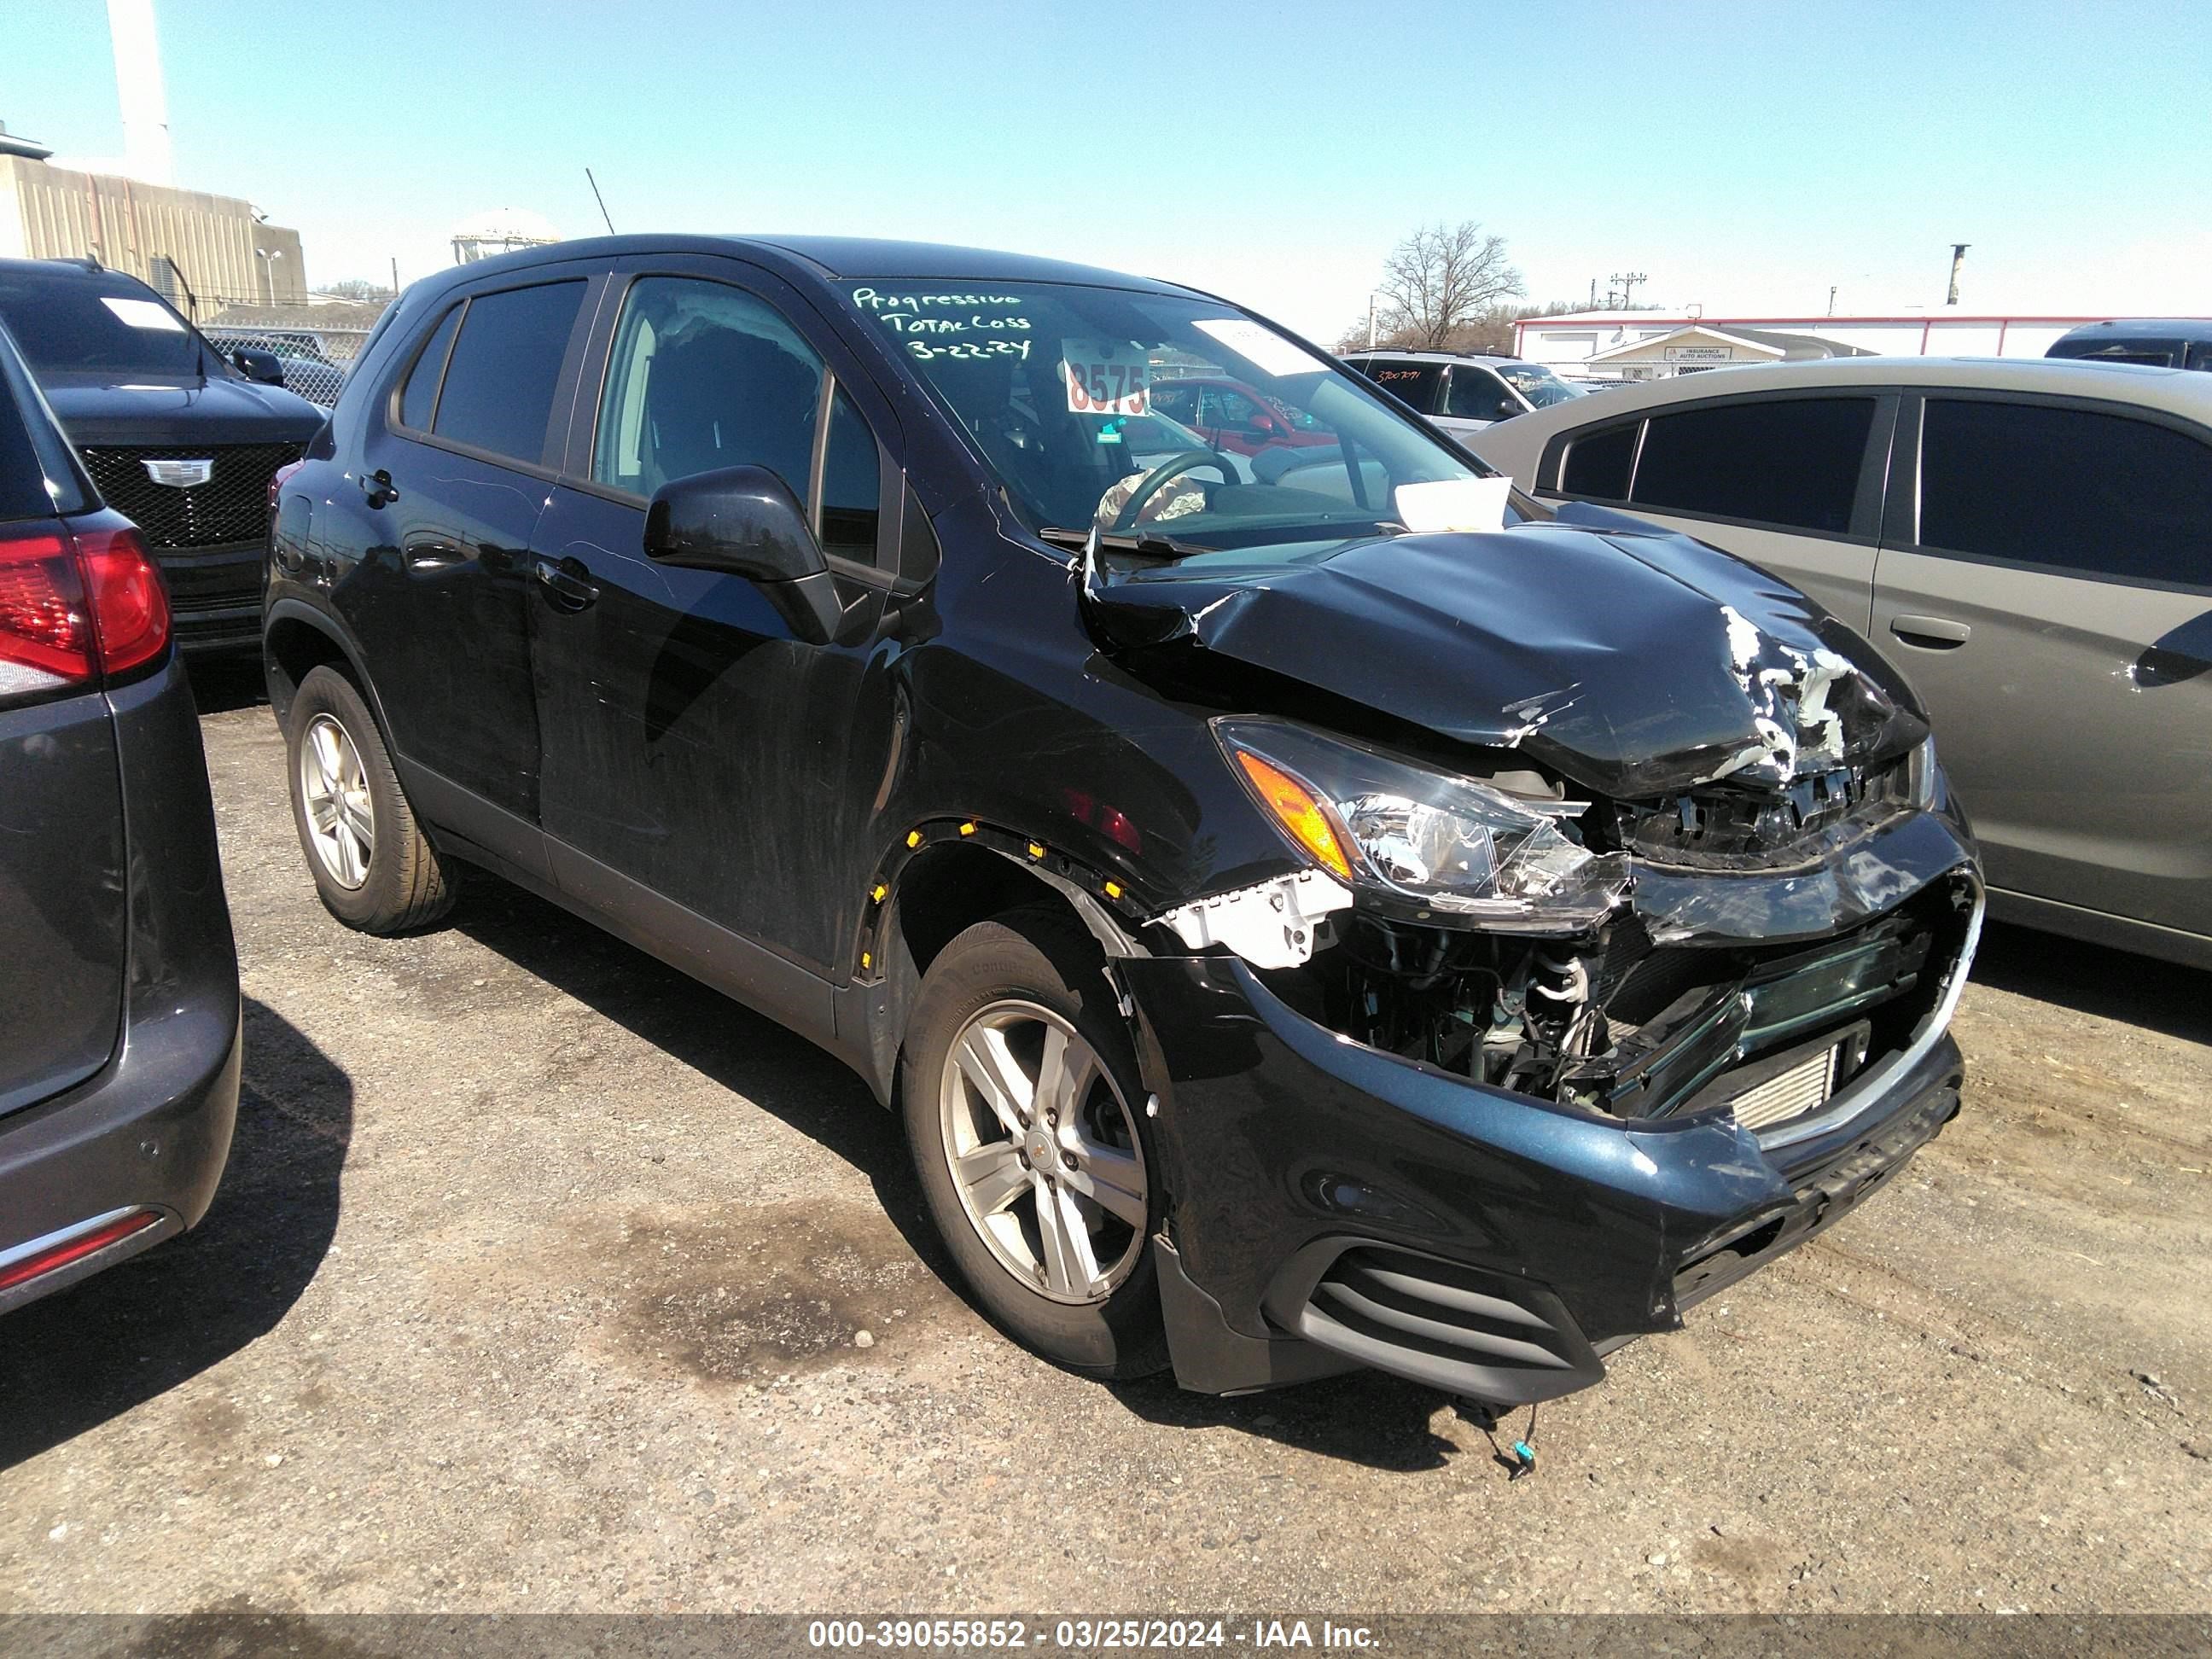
[
  {"left": 1946, "top": 243, "right": 1969, "bottom": 306},
  {"left": 390, "top": 255, "right": 399, "bottom": 295},
  {"left": 1589, "top": 276, "right": 1598, "bottom": 309},
  {"left": 1366, "top": 292, "right": 1377, "bottom": 351},
  {"left": 1610, "top": 271, "right": 1647, "bottom": 309}
]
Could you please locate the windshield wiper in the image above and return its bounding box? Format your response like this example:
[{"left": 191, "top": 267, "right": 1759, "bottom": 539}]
[{"left": 1038, "top": 526, "right": 1214, "bottom": 561}]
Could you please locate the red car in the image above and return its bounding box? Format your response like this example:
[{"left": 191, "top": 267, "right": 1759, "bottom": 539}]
[{"left": 1148, "top": 375, "right": 1339, "bottom": 457}]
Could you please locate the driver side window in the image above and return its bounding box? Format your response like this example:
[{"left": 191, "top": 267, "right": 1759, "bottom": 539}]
[
  {"left": 594, "top": 276, "right": 823, "bottom": 507},
  {"left": 1446, "top": 367, "right": 1518, "bottom": 422}
]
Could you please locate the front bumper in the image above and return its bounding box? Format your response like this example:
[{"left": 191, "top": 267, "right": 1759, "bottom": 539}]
[
  {"left": 1121, "top": 875, "right": 1977, "bottom": 1404},
  {"left": 157, "top": 540, "right": 264, "bottom": 653}
]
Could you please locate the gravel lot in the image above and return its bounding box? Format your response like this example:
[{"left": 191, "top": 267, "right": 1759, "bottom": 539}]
[{"left": 3, "top": 662, "right": 2208, "bottom": 1615}]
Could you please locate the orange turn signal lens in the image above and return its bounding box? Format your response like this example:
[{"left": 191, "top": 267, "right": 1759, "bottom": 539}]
[{"left": 1231, "top": 750, "right": 1353, "bottom": 880}]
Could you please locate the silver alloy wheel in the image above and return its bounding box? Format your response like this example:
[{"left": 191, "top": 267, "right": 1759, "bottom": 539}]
[
  {"left": 939, "top": 999, "right": 1149, "bottom": 1306},
  {"left": 298, "top": 712, "right": 375, "bottom": 890}
]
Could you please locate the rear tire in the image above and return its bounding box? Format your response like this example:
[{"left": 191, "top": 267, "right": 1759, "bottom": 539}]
[
  {"left": 902, "top": 908, "right": 1169, "bottom": 1380},
  {"left": 285, "top": 664, "right": 454, "bottom": 934}
]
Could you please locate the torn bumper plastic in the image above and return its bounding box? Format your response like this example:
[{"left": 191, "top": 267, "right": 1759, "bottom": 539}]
[{"left": 1121, "top": 831, "right": 1979, "bottom": 1404}]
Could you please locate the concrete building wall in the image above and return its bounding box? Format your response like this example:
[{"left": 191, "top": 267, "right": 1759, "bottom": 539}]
[{"left": 0, "top": 154, "right": 306, "bottom": 306}]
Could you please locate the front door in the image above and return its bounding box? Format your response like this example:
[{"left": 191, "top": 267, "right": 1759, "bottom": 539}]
[
  {"left": 1871, "top": 393, "right": 2212, "bottom": 942},
  {"left": 351, "top": 273, "right": 596, "bottom": 828},
  {"left": 1437, "top": 364, "right": 1520, "bottom": 437},
  {"left": 529, "top": 265, "right": 903, "bottom": 973}
]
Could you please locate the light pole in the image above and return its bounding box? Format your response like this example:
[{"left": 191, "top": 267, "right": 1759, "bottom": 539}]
[
  {"left": 1366, "top": 292, "right": 1379, "bottom": 351},
  {"left": 256, "top": 246, "right": 283, "bottom": 306}
]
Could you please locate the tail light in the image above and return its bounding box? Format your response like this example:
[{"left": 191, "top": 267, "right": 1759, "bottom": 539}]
[
  {"left": 73, "top": 525, "right": 172, "bottom": 674},
  {"left": 0, "top": 521, "right": 171, "bottom": 699}
]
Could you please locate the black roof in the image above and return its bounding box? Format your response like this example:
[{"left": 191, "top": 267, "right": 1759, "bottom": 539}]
[{"left": 408, "top": 234, "right": 1199, "bottom": 301}]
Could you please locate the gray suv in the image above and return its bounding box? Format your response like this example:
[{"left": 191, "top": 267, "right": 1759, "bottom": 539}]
[{"left": 1471, "top": 357, "right": 2212, "bottom": 969}]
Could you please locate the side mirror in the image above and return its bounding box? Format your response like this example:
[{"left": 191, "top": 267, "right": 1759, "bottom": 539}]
[
  {"left": 232, "top": 347, "right": 286, "bottom": 386},
  {"left": 1248, "top": 411, "right": 1280, "bottom": 437},
  {"left": 644, "top": 465, "right": 841, "bottom": 645}
]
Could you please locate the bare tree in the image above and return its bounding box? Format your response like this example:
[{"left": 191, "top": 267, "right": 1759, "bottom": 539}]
[
  {"left": 319, "top": 276, "right": 395, "bottom": 302},
  {"left": 1374, "top": 222, "right": 1524, "bottom": 350}
]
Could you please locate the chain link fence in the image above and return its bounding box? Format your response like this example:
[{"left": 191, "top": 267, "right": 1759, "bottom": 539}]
[{"left": 148, "top": 268, "right": 392, "bottom": 406}]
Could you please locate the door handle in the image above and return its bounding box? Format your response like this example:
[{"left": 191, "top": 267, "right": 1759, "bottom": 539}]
[
  {"left": 1889, "top": 614, "right": 1971, "bottom": 649},
  {"left": 534, "top": 556, "right": 599, "bottom": 608},
  {"left": 359, "top": 468, "right": 399, "bottom": 506}
]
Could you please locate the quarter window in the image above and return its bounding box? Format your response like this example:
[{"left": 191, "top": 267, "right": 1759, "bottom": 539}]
[
  {"left": 1918, "top": 399, "right": 2212, "bottom": 588},
  {"left": 1631, "top": 397, "right": 1875, "bottom": 534},
  {"left": 818, "top": 387, "right": 882, "bottom": 562},
  {"left": 429, "top": 281, "right": 585, "bottom": 464},
  {"left": 1559, "top": 422, "right": 1638, "bottom": 499},
  {"left": 397, "top": 305, "right": 461, "bottom": 432}
]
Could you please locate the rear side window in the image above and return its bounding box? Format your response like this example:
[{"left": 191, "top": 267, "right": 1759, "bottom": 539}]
[
  {"left": 429, "top": 281, "right": 585, "bottom": 464},
  {"left": 1918, "top": 399, "right": 2212, "bottom": 588},
  {"left": 1560, "top": 422, "right": 1637, "bottom": 499},
  {"left": 0, "top": 335, "right": 89, "bottom": 520},
  {"left": 1359, "top": 360, "right": 1442, "bottom": 414},
  {"left": 397, "top": 305, "right": 461, "bottom": 432},
  {"left": 1632, "top": 397, "right": 1876, "bottom": 534}
]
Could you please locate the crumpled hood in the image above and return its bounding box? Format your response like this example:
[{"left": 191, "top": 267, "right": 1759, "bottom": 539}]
[
  {"left": 44, "top": 375, "right": 324, "bottom": 448},
  {"left": 1079, "top": 514, "right": 1928, "bottom": 800}
]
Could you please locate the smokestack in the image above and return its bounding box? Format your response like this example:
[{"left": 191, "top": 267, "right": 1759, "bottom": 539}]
[
  {"left": 107, "top": 0, "right": 174, "bottom": 187},
  {"left": 1945, "top": 242, "right": 1969, "bottom": 307}
]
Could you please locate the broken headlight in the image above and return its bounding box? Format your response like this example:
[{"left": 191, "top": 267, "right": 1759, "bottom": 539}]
[{"left": 1214, "top": 719, "right": 1629, "bottom": 930}]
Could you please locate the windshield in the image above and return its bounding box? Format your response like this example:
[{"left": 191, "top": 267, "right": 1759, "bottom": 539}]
[
  {"left": 1492, "top": 362, "right": 1584, "bottom": 407},
  {"left": 848, "top": 282, "right": 1485, "bottom": 561},
  {"left": 0, "top": 270, "right": 207, "bottom": 380}
]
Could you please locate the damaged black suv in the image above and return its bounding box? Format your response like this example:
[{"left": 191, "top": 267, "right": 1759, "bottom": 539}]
[{"left": 264, "top": 237, "right": 1980, "bottom": 1406}]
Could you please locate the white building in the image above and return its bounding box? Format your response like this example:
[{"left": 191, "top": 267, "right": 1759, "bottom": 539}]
[
  {"left": 1573, "top": 323, "right": 1871, "bottom": 382},
  {"left": 0, "top": 124, "right": 307, "bottom": 305},
  {"left": 1513, "top": 309, "right": 2167, "bottom": 375}
]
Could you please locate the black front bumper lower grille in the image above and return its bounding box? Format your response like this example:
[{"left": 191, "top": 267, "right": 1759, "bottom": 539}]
[
  {"left": 1278, "top": 1243, "right": 1605, "bottom": 1405},
  {"left": 79, "top": 443, "right": 300, "bottom": 551}
]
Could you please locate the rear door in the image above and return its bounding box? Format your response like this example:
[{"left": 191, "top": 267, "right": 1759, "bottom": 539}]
[
  {"left": 1871, "top": 392, "right": 2212, "bottom": 941},
  {"left": 1533, "top": 391, "right": 1895, "bottom": 632},
  {"left": 346, "top": 269, "right": 598, "bottom": 854},
  {"left": 1355, "top": 358, "right": 1446, "bottom": 422},
  {"left": 0, "top": 344, "right": 125, "bottom": 1116}
]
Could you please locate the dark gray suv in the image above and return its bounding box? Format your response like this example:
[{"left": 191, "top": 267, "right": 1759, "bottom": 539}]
[{"left": 0, "top": 320, "right": 240, "bottom": 1313}]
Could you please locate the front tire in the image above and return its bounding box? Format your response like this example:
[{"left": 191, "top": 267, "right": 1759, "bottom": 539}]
[
  {"left": 285, "top": 664, "right": 454, "bottom": 934},
  {"left": 902, "top": 910, "right": 1168, "bottom": 1379}
]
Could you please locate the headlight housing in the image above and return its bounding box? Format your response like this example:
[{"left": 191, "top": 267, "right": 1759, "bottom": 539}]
[
  {"left": 1907, "top": 734, "right": 1941, "bottom": 810},
  {"left": 1214, "top": 719, "right": 1629, "bottom": 931}
]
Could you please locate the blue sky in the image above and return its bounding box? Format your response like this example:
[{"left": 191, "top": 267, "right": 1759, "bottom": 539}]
[{"left": 5, "top": 0, "right": 2209, "bottom": 337}]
